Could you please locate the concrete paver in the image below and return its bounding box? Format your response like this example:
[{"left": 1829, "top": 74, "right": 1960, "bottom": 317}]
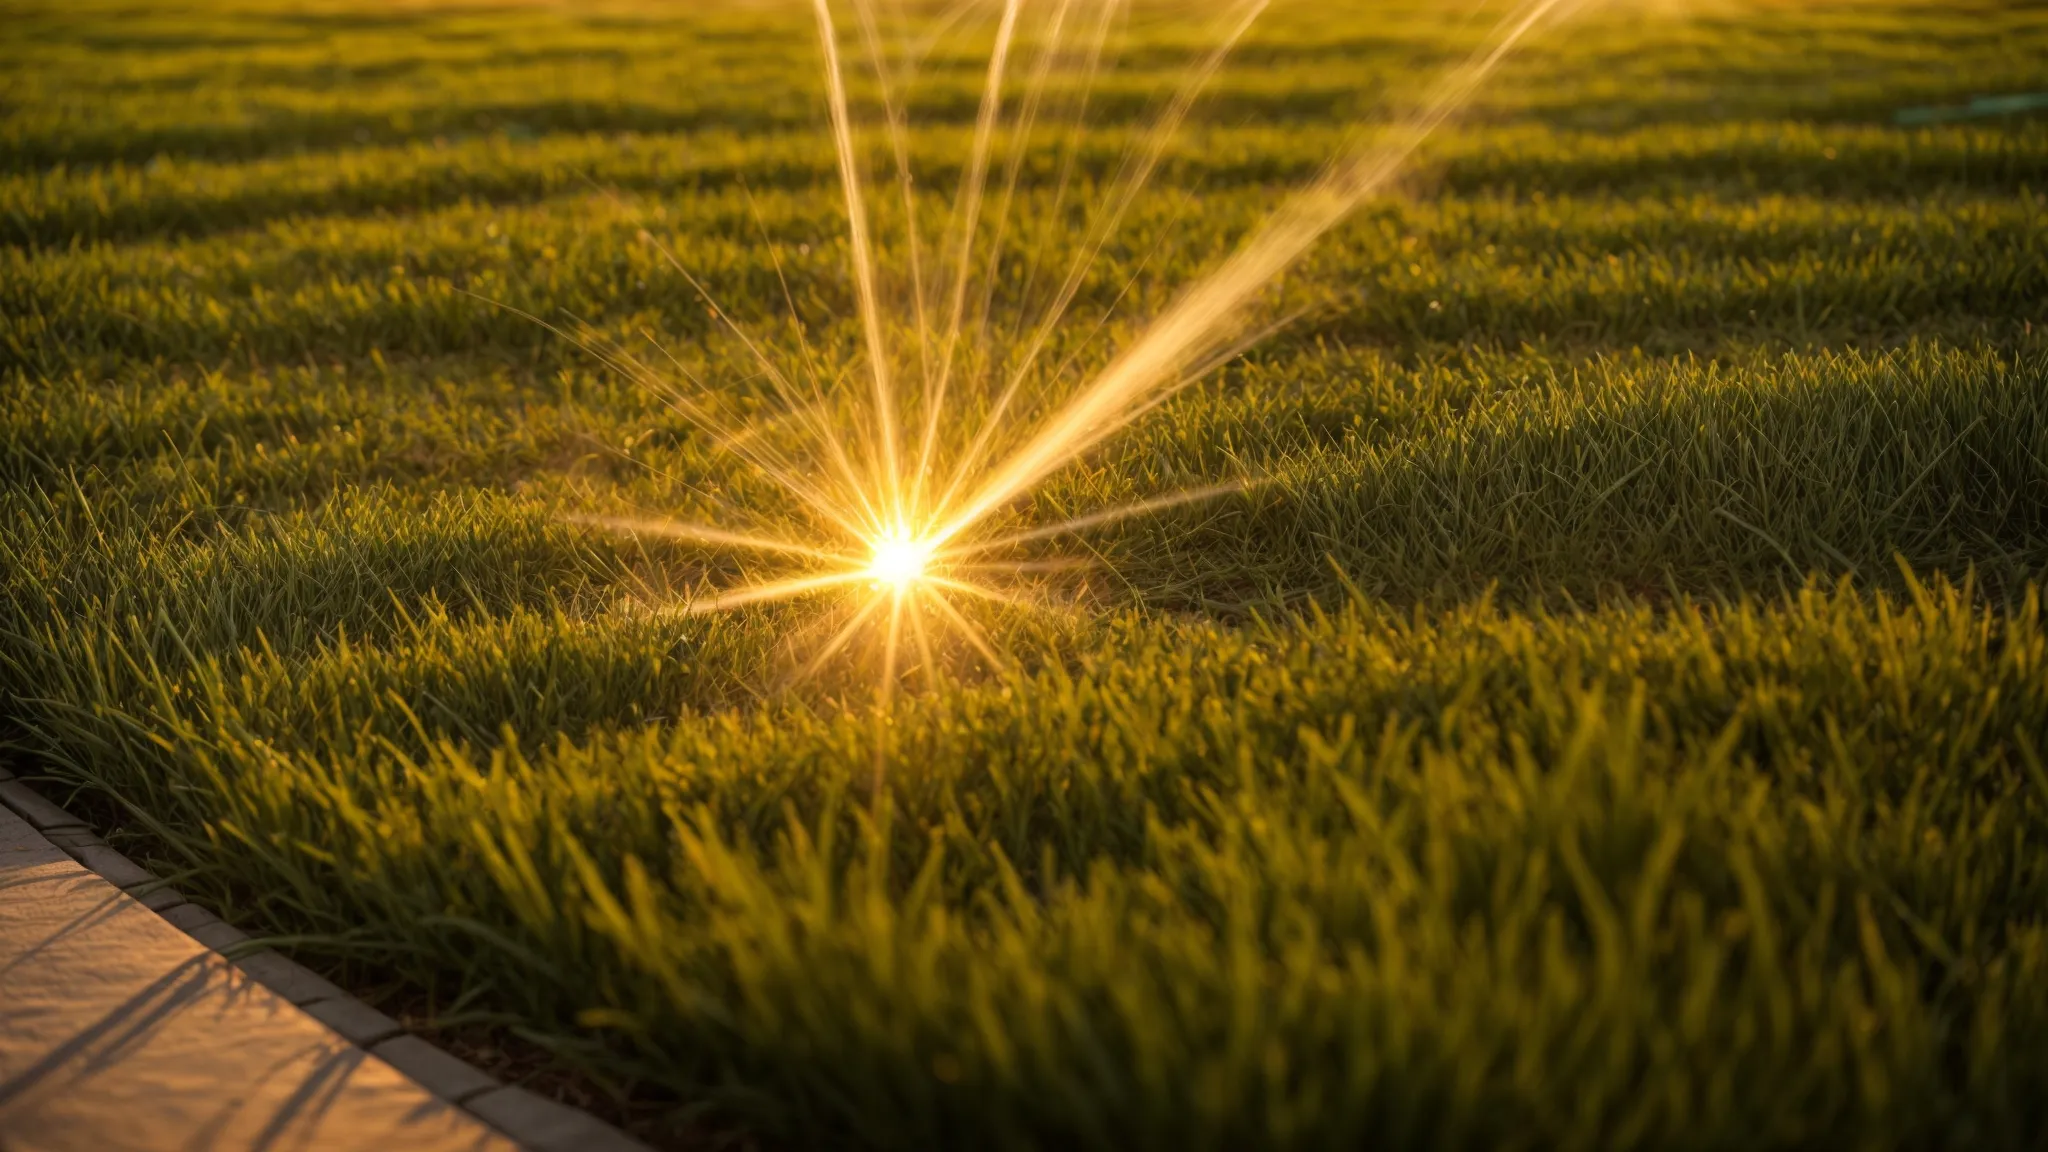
[
  {"left": 0, "top": 803, "right": 519, "bottom": 1152},
  {"left": 369, "top": 1036, "right": 502, "bottom": 1104},
  {"left": 467, "top": 1087, "right": 649, "bottom": 1152}
]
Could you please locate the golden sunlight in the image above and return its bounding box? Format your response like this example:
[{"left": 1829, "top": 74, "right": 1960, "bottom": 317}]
[{"left": 866, "top": 532, "right": 935, "bottom": 590}]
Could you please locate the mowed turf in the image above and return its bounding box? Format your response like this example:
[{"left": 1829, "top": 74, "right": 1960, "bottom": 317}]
[{"left": 4, "top": 0, "right": 2048, "bottom": 1147}]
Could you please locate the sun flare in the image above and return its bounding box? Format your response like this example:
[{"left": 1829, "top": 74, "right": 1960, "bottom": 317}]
[
  {"left": 561, "top": 0, "right": 1581, "bottom": 712},
  {"left": 867, "top": 533, "right": 935, "bottom": 590}
]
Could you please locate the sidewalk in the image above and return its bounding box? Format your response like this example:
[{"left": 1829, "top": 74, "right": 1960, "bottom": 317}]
[{"left": 0, "top": 780, "right": 641, "bottom": 1152}]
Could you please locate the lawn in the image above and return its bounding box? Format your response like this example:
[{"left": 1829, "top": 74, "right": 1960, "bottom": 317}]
[{"left": 4, "top": 0, "right": 2048, "bottom": 1147}]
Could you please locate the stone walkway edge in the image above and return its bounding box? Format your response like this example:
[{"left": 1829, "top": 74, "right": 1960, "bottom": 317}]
[{"left": 0, "top": 763, "right": 651, "bottom": 1152}]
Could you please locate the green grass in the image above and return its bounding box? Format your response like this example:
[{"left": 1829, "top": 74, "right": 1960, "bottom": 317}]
[{"left": 4, "top": 0, "right": 2048, "bottom": 1146}]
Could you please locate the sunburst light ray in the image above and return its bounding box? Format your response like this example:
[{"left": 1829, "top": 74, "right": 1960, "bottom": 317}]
[
  {"left": 931, "top": 0, "right": 1583, "bottom": 547},
  {"left": 685, "top": 572, "right": 872, "bottom": 616},
  {"left": 813, "top": 0, "right": 907, "bottom": 519},
  {"left": 556, "top": 0, "right": 1585, "bottom": 769},
  {"left": 564, "top": 514, "right": 855, "bottom": 565},
  {"left": 956, "top": 480, "right": 1253, "bottom": 554}
]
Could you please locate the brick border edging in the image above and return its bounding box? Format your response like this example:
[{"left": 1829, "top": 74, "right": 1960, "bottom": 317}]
[{"left": 0, "top": 766, "right": 649, "bottom": 1152}]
